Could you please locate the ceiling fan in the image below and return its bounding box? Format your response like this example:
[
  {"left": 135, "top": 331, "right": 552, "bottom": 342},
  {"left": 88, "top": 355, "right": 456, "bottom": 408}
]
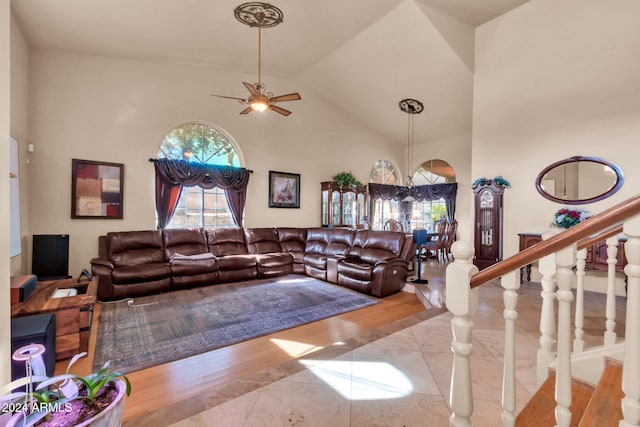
[{"left": 212, "top": 2, "right": 301, "bottom": 116}]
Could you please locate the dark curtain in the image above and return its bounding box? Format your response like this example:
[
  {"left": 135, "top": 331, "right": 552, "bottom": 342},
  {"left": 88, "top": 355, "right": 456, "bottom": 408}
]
[
  {"left": 151, "top": 158, "right": 252, "bottom": 228},
  {"left": 368, "top": 182, "right": 458, "bottom": 222}
]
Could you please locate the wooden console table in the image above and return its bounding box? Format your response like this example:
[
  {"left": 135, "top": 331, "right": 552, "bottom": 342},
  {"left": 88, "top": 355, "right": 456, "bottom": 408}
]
[
  {"left": 11, "top": 278, "right": 97, "bottom": 360},
  {"left": 518, "top": 233, "right": 627, "bottom": 283}
]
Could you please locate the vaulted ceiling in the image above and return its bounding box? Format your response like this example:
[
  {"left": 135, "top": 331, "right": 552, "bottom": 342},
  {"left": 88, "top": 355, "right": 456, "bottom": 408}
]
[{"left": 11, "top": 0, "right": 530, "bottom": 144}]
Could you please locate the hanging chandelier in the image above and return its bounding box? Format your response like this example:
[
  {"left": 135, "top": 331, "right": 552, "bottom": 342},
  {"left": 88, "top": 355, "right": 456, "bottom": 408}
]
[{"left": 399, "top": 98, "right": 423, "bottom": 202}]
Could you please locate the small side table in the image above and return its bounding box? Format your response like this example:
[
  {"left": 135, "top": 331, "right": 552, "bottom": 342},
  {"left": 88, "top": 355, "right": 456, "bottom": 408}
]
[{"left": 11, "top": 278, "right": 97, "bottom": 360}]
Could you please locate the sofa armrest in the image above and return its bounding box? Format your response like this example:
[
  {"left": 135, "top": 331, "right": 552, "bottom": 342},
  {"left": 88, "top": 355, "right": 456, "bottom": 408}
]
[
  {"left": 373, "top": 257, "right": 406, "bottom": 267},
  {"left": 371, "top": 258, "right": 409, "bottom": 297},
  {"left": 91, "top": 257, "right": 114, "bottom": 270}
]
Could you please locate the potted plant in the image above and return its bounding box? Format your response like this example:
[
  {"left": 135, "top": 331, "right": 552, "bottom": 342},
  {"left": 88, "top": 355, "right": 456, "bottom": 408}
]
[
  {"left": 0, "top": 344, "right": 131, "bottom": 427},
  {"left": 332, "top": 171, "right": 362, "bottom": 190}
]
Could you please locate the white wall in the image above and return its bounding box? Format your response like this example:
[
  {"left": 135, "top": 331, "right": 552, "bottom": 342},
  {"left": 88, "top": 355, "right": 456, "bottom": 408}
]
[
  {"left": 412, "top": 132, "right": 472, "bottom": 241},
  {"left": 473, "top": 0, "right": 640, "bottom": 272},
  {"left": 27, "top": 50, "right": 402, "bottom": 276},
  {"left": 10, "top": 13, "right": 29, "bottom": 275},
  {"left": 1, "top": 0, "right": 11, "bottom": 386}
]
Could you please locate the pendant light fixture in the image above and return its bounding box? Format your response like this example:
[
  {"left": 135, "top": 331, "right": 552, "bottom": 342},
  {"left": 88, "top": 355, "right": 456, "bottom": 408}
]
[{"left": 399, "top": 98, "right": 424, "bottom": 202}]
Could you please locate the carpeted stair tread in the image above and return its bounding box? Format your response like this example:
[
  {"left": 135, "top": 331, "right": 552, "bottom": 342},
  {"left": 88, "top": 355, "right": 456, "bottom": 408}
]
[
  {"left": 516, "top": 372, "right": 595, "bottom": 427},
  {"left": 578, "top": 358, "right": 623, "bottom": 427}
]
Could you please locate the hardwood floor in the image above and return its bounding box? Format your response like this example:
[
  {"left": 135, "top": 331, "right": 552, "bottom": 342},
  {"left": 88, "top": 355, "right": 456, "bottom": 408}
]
[{"left": 55, "top": 284, "right": 434, "bottom": 423}]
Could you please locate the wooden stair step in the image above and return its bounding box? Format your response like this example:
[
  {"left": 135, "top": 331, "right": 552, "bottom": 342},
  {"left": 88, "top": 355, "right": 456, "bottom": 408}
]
[
  {"left": 516, "top": 372, "right": 595, "bottom": 427},
  {"left": 578, "top": 358, "right": 623, "bottom": 427}
]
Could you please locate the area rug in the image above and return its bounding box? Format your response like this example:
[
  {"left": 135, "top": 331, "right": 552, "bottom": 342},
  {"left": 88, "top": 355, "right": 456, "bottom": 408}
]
[{"left": 92, "top": 274, "right": 379, "bottom": 373}]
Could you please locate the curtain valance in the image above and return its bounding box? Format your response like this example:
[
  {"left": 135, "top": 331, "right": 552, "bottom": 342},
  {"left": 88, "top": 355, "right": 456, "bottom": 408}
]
[
  {"left": 150, "top": 158, "right": 252, "bottom": 229},
  {"left": 368, "top": 182, "right": 458, "bottom": 202},
  {"left": 151, "top": 158, "right": 251, "bottom": 190}
]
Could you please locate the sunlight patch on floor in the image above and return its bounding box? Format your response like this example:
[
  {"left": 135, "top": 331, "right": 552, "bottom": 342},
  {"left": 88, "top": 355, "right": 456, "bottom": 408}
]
[
  {"left": 300, "top": 359, "right": 414, "bottom": 400},
  {"left": 270, "top": 338, "right": 324, "bottom": 357}
]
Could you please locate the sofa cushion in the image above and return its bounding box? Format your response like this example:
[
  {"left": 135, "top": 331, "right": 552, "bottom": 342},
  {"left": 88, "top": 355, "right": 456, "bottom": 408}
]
[
  {"left": 107, "top": 230, "right": 166, "bottom": 267},
  {"left": 256, "top": 253, "right": 293, "bottom": 268},
  {"left": 337, "top": 259, "right": 373, "bottom": 281},
  {"left": 305, "top": 228, "right": 354, "bottom": 257},
  {"left": 349, "top": 230, "right": 404, "bottom": 264},
  {"left": 277, "top": 228, "right": 307, "bottom": 256},
  {"left": 206, "top": 228, "right": 249, "bottom": 256},
  {"left": 217, "top": 254, "right": 257, "bottom": 270},
  {"left": 303, "top": 253, "right": 327, "bottom": 269},
  {"left": 169, "top": 253, "right": 218, "bottom": 275},
  {"left": 163, "top": 228, "right": 208, "bottom": 260},
  {"left": 112, "top": 263, "right": 171, "bottom": 284},
  {"left": 244, "top": 228, "right": 282, "bottom": 254}
]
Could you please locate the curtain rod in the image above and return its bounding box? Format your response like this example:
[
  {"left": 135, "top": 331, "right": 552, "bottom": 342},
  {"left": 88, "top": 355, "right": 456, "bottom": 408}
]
[{"left": 148, "top": 158, "right": 253, "bottom": 173}]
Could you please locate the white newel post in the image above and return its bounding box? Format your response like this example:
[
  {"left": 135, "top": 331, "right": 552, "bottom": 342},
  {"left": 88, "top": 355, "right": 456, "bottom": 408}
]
[
  {"left": 573, "top": 248, "right": 586, "bottom": 353},
  {"left": 501, "top": 270, "right": 520, "bottom": 427},
  {"left": 604, "top": 236, "right": 619, "bottom": 346},
  {"left": 537, "top": 230, "right": 558, "bottom": 387},
  {"left": 554, "top": 242, "right": 576, "bottom": 427},
  {"left": 620, "top": 216, "right": 640, "bottom": 427},
  {"left": 446, "top": 241, "right": 479, "bottom": 427}
]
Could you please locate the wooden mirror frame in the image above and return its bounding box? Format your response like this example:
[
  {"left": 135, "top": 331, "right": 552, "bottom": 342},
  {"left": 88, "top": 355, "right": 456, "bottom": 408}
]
[{"left": 535, "top": 156, "right": 624, "bottom": 205}]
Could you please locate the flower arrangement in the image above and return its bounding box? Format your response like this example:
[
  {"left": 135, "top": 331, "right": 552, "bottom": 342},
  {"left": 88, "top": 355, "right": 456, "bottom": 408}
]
[
  {"left": 554, "top": 207, "right": 591, "bottom": 229},
  {"left": 472, "top": 176, "right": 511, "bottom": 188},
  {"left": 332, "top": 172, "right": 362, "bottom": 189}
]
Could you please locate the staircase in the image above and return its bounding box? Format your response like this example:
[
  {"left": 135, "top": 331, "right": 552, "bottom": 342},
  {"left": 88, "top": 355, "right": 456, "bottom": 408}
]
[
  {"left": 445, "top": 195, "right": 640, "bottom": 427},
  {"left": 516, "top": 358, "right": 623, "bottom": 427}
]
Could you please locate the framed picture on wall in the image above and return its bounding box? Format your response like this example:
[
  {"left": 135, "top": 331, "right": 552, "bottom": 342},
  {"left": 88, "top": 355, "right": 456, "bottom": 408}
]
[
  {"left": 269, "top": 171, "right": 300, "bottom": 208},
  {"left": 71, "top": 159, "right": 124, "bottom": 219}
]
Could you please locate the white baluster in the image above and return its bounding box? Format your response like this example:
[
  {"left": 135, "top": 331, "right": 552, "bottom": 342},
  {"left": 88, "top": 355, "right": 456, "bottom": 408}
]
[
  {"left": 620, "top": 215, "right": 640, "bottom": 427},
  {"left": 573, "top": 248, "right": 586, "bottom": 352},
  {"left": 502, "top": 270, "right": 519, "bottom": 427},
  {"left": 446, "top": 241, "right": 479, "bottom": 427},
  {"left": 554, "top": 242, "right": 576, "bottom": 427},
  {"left": 604, "top": 236, "right": 619, "bottom": 346},
  {"left": 537, "top": 230, "right": 558, "bottom": 387}
]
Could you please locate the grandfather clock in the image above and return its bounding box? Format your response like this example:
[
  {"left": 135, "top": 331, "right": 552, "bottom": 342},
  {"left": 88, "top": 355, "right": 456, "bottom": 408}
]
[{"left": 473, "top": 180, "right": 505, "bottom": 270}]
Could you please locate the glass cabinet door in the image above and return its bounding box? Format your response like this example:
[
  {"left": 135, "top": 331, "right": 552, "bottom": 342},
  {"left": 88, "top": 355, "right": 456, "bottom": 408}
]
[
  {"left": 356, "top": 193, "right": 366, "bottom": 227},
  {"left": 332, "top": 191, "right": 341, "bottom": 226},
  {"left": 321, "top": 189, "right": 329, "bottom": 225},
  {"left": 342, "top": 191, "right": 356, "bottom": 226}
]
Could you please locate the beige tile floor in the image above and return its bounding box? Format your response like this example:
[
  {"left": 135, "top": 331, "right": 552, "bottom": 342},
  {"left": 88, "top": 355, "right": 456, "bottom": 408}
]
[{"left": 170, "top": 261, "right": 625, "bottom": 427}]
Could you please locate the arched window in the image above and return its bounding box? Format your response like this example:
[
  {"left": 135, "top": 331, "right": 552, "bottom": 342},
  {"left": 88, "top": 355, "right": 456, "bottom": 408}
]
[
  {"left": 411, "top": 159, "right": 456, "bottom": 230},
  {"left": 369, "top": 160, "right": 401, "bottom": 230},
  {"left": 157, "top": 122, "right": 242, "bottom": 228},
  {"left": 369, "top": 160, "right": 400, "bottom": 185}
]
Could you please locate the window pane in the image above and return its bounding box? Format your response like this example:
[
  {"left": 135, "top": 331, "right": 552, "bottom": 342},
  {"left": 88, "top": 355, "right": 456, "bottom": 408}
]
[{"left": 157, "top": 121, "right": 241, "bottom": 229}]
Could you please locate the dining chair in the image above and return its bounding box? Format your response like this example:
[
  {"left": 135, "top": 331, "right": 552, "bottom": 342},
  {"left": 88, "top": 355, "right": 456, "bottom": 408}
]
[
  {"left": 443, "top": 219, "right": 458, "bottom": 261},
  {"left": 383, "top": 219, "right": 404, "bottom": 232},
  {"left": 423, "top": 220, "right": 448, "bottom": 262}
]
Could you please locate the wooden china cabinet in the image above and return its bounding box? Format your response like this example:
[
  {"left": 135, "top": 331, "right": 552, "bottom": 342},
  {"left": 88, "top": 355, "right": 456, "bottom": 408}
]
[
  {"left": 321, "top": 182, "right": 367, "bottom": 228},
  {"left": 473, "top": 180, "right": 505, "bottom": 270}
]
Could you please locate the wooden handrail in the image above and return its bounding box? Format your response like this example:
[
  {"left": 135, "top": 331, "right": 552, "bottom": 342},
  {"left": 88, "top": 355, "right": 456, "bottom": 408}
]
[
  {"left": 470, "top": 195, "right": 640, "bottom": 289},
  {"left": 576, "top": 224, "right": 624, "bottom": 250}
]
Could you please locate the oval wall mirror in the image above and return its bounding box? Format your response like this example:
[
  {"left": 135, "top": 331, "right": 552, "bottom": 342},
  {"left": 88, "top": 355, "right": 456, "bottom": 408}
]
[{"left": 535, "top": 156, "right": 624, "bottom": 204}]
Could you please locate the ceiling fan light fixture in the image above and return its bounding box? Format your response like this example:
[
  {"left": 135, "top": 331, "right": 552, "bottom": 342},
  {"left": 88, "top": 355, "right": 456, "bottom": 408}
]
[{"left": 250, "top": 94, "right": 270, "bottom": 111}]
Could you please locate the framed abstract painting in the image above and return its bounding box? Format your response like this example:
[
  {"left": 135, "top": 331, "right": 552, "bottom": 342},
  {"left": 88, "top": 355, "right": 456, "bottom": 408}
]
[{"left": 71, "top": 159, "right": 124, "bottom": 219}]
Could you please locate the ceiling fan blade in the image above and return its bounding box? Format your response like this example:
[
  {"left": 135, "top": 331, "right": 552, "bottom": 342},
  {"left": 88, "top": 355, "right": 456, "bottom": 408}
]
[
  {"left": 270, "top": 105, "right": 292, "bottom": 116},
  {"left": 240, "top": 106, "right": 253, "bottom": 115},
  {"left": 270, "top": 93, "right": 301, "bottom": 103},
  {"left": 212, "top": 94, "right": 247, "bottom": 102},
  {"left": 243, "top": 82, "right": 259, "bottom": 96}
]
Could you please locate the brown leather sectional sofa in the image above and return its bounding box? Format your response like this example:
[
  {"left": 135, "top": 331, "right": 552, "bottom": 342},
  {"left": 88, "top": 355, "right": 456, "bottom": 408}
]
[{"left": 90, "top": 227, "right": 413, "bottom": 301}]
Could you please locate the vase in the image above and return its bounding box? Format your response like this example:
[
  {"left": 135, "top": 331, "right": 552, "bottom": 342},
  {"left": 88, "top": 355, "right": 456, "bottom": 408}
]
[{"left": 6, "top": 380, "right": 127, "bottom": 427}]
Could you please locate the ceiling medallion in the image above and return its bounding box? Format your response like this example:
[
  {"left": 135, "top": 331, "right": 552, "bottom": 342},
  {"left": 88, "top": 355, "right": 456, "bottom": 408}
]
[
  {"left": 234, "top": 2, "right": 284, "bottom": 28},
  {"left": 399, "top": 98, "right": 424, "bottom": 114}
]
